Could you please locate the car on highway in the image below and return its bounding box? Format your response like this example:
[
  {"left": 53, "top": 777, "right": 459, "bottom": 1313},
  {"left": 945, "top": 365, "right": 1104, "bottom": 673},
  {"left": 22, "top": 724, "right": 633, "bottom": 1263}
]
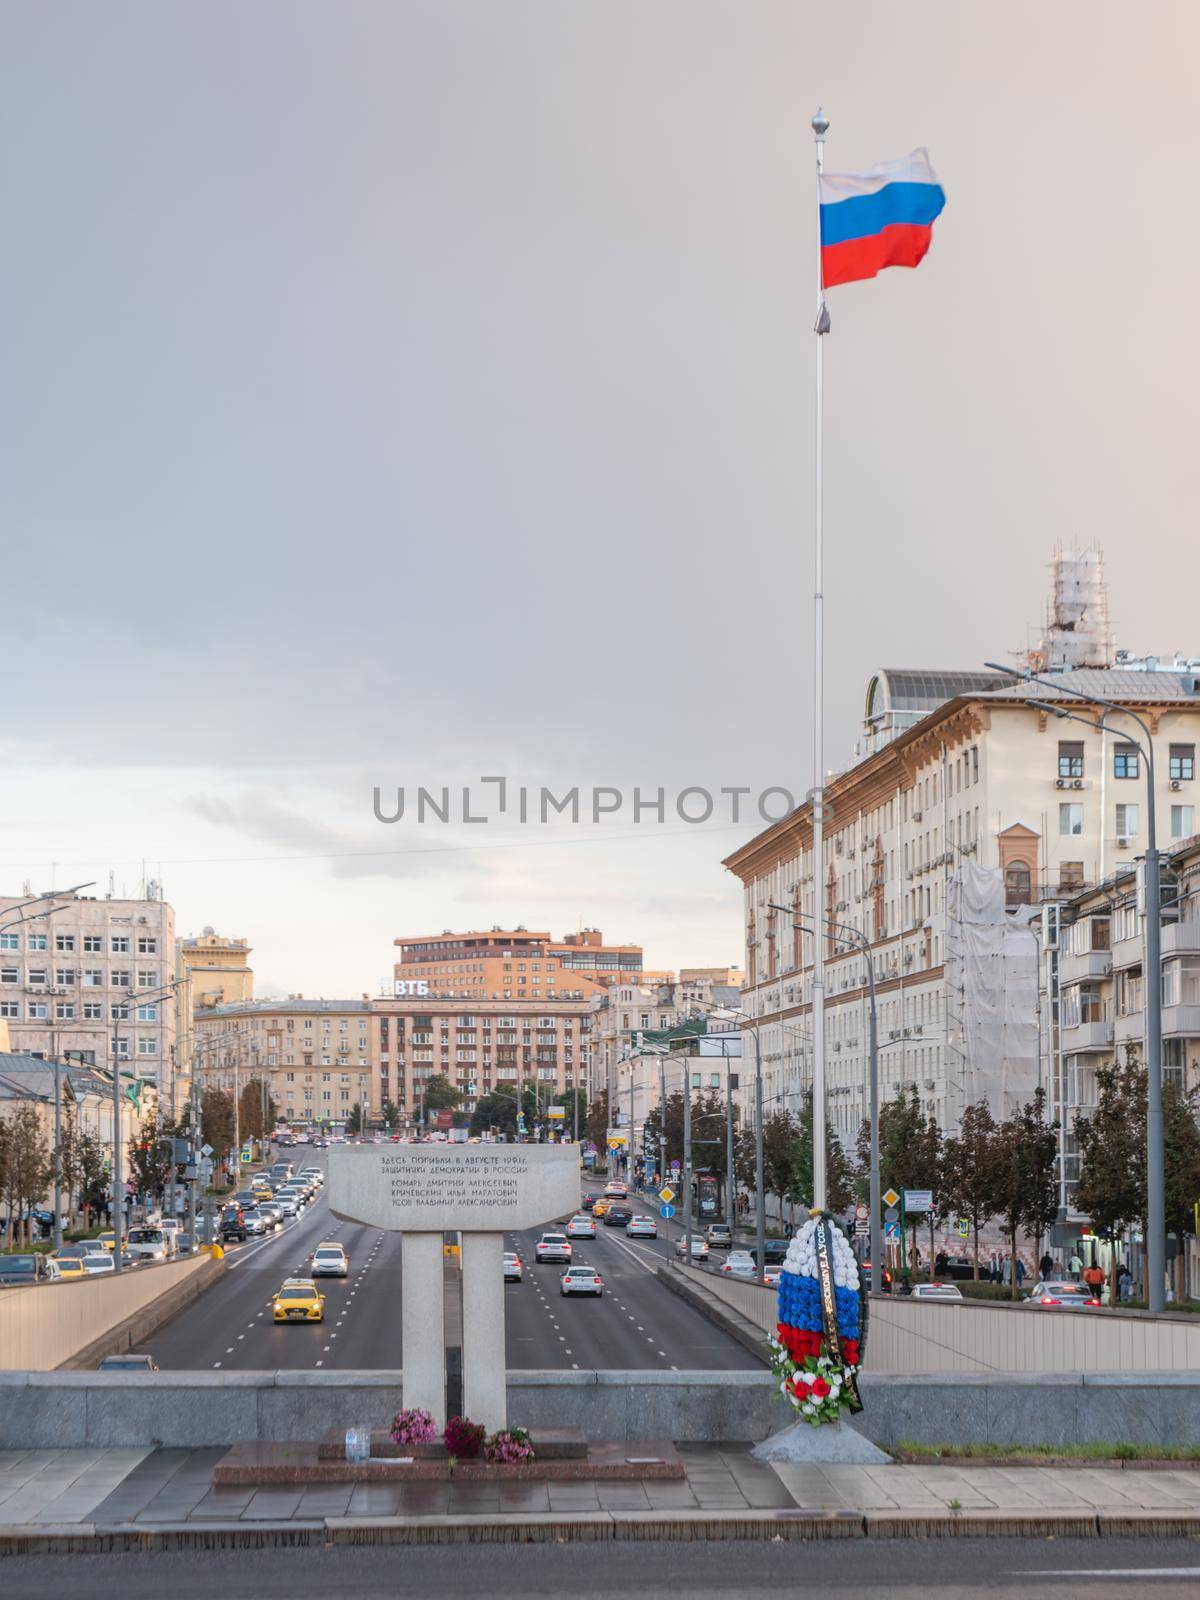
[
  {"left": 300, "top": 1168, "right": 324, "bottom": 1188},
  {"left": 257, "top": 1202, "right": 284, "bottom": 1231},
  {"left": 748, "top": 1240, "right": 790, "bottom": 1269},
  {"left": 0, "top": 1254, "right": 51, "bottom": 1287},
  {"left": 705, "top": 1223, "right": 734, "bottom": 1249},
  {"left": 626, "top": 1215, "right": 657, "bottom": 1239},
  {"left": 311, "top": 1244, "right": 348, "bottom": 1278},
  {"left": 269, "top": 1162, "right": 295, "bottom": 1183},
  {"left": 674, "top": 1236, "right": 710, "bottom": 1262},
  {"left": 602, "top": 1204, "right": 633, "bottom": 1228},
  {"left": 580, "top": 1194, "right": 601, "bottom": 1213},
  {"left": 591, "top": 1198, "right": 612, "bottom": 1219},
  {"left": 274, "top": 1191, "right": 303, "bottom": 1218},
  {"left": 566, "top": 1214, "right": 596, "bottom": 1239},
  {"left": 535, "top": 1232, "right": 572, "bottom": 1264},
  {"left": 762, "top": 1265, "right": 783, "bottom": 1287},
  {"left": 50, "top": 1242, "right": 112, "bottom": 1269},
  {"left": 503, "top": 1252, "right": 524, "bottom": 1282},
  {"left": 46, "top": 1257, "right": 88, "bottom": 1282},
  {"left": 273, "top": 1279, "right": 326, "bottom": 1323},
  {"left": 603, "top": 1181, "right": 629, "bottom": 1198},
  {"left": 220, "top": 1203, "right": 246, "bottom": 1242},
  {"left": 234, "top": 1189, "right": 259, "bottom": 1210},
  {"left": 175, "top": 1233, "right": 199, "bottom": 1257},
  {"left": 98, "top": 1353, "right": 159, "bottom": 1372},
  {"left": 909, "top": 1283, "right": 965, "bottom": 1302},
  {"left": 560, "top": 1265, "right": 604, "bottom": 1297},
  {"left": 1024, "top": 1280, "right": 1101, "bottom": 1310},
  {"left": 720, "top": 1250, "right": 758, "bottom": 1279},
  {"left": 241, "top": 1208, "right": 267, "bottom": 1237},
  {"left": 94, "top": 1232, "right": 123, "bottom": 1253},
  {"left": 125, "top": 1227, "right": 170, "bottom": 1264}
]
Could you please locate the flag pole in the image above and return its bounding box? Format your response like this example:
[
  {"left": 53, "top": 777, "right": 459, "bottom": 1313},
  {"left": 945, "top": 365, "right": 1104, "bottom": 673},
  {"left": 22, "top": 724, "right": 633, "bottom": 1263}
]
[{"left": 810, "top": 107, "right": 830, "bottom": 1213}]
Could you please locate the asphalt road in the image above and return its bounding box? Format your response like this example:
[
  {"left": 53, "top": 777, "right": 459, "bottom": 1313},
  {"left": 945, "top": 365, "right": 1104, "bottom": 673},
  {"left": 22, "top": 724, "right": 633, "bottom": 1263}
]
[
  {"left": 144, "top": 1151, "right": 760, "bottom": 1373},
  {"left": 8, "top": 1539, "right": 1200, "bottom": 1599}
]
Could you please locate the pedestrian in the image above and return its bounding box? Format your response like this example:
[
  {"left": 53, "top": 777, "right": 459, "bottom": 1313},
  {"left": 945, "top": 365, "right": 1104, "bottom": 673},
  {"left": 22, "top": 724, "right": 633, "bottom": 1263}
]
[
  {"left": 1082, "top": 1260, "right": 1105, "bottom": 1300},
  {"left": 1039, "top": 1251, "right": 1054, "bottom": 1280},
  {"left": 1067, "top": 1251, "right": 1083, "bottom": 1282},
  {"left": 934, "top": 1250, "right": 948, "bottom": 1278},
  {"left": 1117, "top": 1264, "right": 1132, "bottom": 1302},
  {"left": 1015, "top": 1257, "right": 1026, "bottom": 1286}
]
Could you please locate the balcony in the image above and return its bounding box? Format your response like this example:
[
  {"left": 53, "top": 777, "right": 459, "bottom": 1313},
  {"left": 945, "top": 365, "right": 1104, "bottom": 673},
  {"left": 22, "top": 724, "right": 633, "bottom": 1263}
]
[
  {"left": 1162, "top": 921, "right": 1200, "bottom": 959},
  {"left": 1111, "top": 934, "right": 1143, "bottom": 970},
  {"left": 1059, "top": 948, "right": 1113, "bottom": 984},
  {"left": 1163, "top": 1003, "right": 1200, "bottom": 1039},
  {"left": 1061, "top": 1017, "right": 1115, "bottom": 1052},
  {"left": 1114, "top": 1011, "right": 1143, "bottom": 1047}
]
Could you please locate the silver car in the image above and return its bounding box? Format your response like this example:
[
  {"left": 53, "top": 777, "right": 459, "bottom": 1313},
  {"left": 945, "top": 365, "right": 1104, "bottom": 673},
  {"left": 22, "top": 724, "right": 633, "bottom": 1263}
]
[{"left": 1025, "top": 1280, "right": 1101, "bottom": 1310}]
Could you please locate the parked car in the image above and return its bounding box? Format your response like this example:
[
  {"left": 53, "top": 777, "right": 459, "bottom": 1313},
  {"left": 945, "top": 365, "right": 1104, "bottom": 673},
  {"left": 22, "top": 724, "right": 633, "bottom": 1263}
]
[
  {"left": 1024, "top": 1280, "right": 1101, "bottom": 1310},
  {"left": 705, "top": 1223, "right": 734, "bottom": 1249},
  {"left": 503, "top": 1252, "right": 523, "bottom": 1282},
  {"left": 535, "top": 1233, "right": 572, "bottom": 1264},
  {"left": 0, "top": 1254, "right": 51, "bottom": 1287},
  {"left": 626, "top": 1215, "right": 658, "bottom": 1239},
  {"left": 560, "top": 1265, "right": 604, "bottom": 1297},
  {"left": 98, "top": 1353, "right": 159, "bottom": 1372}
]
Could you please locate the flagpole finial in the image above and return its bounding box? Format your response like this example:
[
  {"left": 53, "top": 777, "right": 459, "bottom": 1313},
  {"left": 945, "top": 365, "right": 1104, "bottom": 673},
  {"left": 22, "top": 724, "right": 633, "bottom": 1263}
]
[{"left": 812, "top": 108, "right": 829, "bottom": 139}]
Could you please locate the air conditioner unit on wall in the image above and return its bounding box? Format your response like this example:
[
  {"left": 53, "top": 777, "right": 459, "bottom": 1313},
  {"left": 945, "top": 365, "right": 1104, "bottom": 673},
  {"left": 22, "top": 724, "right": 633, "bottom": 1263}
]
[
  {"left": 1117, "top": 837, "right": 1132, "bottom": 850},
  {"left": 1055, "top": 778, "right": 1066, "bottom": 789},
  {"left": 1171, "top": 780, "right": 1183, "bottom": 791}
]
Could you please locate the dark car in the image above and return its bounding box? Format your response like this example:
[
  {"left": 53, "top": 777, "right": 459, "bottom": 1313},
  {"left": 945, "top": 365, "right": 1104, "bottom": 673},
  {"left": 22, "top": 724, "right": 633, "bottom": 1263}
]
[
  {"left": 220, "top": 1203, "right": 246, "bottom": 1241},
  {"left": 748, "top": 1239, "right": 790, "bottom": 1268},
  {"left": 580, "top": 1194, "right": 601, "bottom": 1213},
  {"left": 98, "top": 1353, "right": 160, "bottom": 1372},
  {"left": 602, "top": 1204, "right": 634, "bottom": 1227},
  {"left": 0, "top": 1254, "right": 51, "bottom": 1287}
]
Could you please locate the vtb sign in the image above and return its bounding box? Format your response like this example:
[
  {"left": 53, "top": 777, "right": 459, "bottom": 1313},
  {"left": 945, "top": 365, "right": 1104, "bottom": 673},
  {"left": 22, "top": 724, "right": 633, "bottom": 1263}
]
[{"left": 394, "top": 980, "right": 431, "bottom": 997}]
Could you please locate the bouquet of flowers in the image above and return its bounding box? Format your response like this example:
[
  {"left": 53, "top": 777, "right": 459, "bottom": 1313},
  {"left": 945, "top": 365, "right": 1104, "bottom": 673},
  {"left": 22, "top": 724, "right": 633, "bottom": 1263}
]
[
  {"left": 771, "top": 1215, "right": 863, "bottom": 1428},
  {"left": 389, "top": 1407, "right": 439, "bottom": 1446},
  {"left": 443, "top": 1415, "right": 486, "bottom": 1459},
  {"left": 485, "top": 1426, "right": 535, "bottom": 1464}
]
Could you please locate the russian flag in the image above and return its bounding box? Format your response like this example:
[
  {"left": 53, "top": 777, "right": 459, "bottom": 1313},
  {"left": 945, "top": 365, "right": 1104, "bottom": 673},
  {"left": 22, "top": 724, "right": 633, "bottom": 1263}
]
[{"left": 819, "top": 149, "right": 945, "bottom": 289}]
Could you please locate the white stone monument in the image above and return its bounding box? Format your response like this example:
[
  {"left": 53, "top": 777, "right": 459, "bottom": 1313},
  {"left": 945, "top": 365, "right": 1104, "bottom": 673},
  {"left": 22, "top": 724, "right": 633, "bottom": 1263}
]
[{"left": 329, "top": 1143, "right": 580, "bottom": 1431}]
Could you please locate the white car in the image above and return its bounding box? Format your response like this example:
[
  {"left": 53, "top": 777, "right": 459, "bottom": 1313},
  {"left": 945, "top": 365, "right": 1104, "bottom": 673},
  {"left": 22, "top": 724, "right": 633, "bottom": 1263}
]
[
  {"left": 535, "top": 1233, "right": 572, "bottom": 1264},
  {"left": 626, "top": 1215, "right": 658, "bottom": 1239},
  {"left": 762, "top": 1265, "right": 783, "bottom": 1287},
  {"left": 241, "top": 1208, "right": 267, "bottom": 1236},
  {"left": 300, "top": 1170, "right": 324, "bottom": 1189},
  {"left": 72, "top": 1249, "right": 116, "bottom": 1276},
  {"left": 125, "top": 1227, "right": 169, "bottom": 1263},
  {"left": 566, "top": 1214, "right": 596, "bottom": 1239},
  {"left": 909, "top": 1282, "right": 964, "bottom": 1301},
  {"left": 311, "top": 1244, "right": 348, "bottom": 1278},
  {"left": 721, "top": 1250, "right": 758, "bottom": 1279},
  {"left": 275, "top": 1192, "right": 303, "bottom": 1217},
  {"left": 560, "top": 1265, "right": 603, "bottom": 1297},
  {"left": 1024, "top": 1280, "right": 1101, "bottom": 1310},
  {"left": 160, "top": 1220, "right": 182, "bottom": 1256},
  {"left": 503, "top": 1252, "right": 523, "bottom": 1282},
  {"left": 674, "top": 1236, "right": 710, "bottom": 1262}
]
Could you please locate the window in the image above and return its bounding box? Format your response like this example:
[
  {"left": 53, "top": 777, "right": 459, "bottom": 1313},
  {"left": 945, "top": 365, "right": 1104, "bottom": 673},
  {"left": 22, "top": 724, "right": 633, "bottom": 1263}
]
[
  {"left": 137, "top": 1037, "right": 158, "bottom": 1055},
  {"left": 83, "top": 934, "right": 102, "bottom": 953},
  {"left": 111, "top": 936, "right": 130, "bottom": 953},
  {"left": 83, "top": 1001, "right": 102, "bottom": 1020},
  {"left": 137, "top": 936, "right": 157, "bottom": 954},
  {"left": 113, "top": 1038, "right": 129, "bottom": 1059},
  {"left": 27, "top": 932, "right": 47, "bottom": 951},
  {"left": 1114, "top": 902, "right": 1138, "bottom": 942},
  {"left": 136, "top": 970, "right": 157, "bottom": 989},
  {"left": 1059, "top": 861, "right": 1085, "bottom": 892},
  {"left": 1059, "top": 804, "right": 1084, "bottom": 836},
  {"left": 55, "top": 1002, "right": 75, "bottom": 1021},
  {"left": 0, "top": 933, "right": 18, "bottom": 951},
  {"left": 1116, "top": 803, "right": 1139, "bottom": 839},
  {"left": 27, "top": 1002, "right": 48, "bottom": 1020},
  {"left": 1171, "top": 805, "right": 1195, "bottom": 839},
  {"left": 111, "top": 969, "right": 131, "bottom": 989},
  {"left": 1170, "top": 745, "right": 1195, "bottom": 782},
  {"left": 55, "top": 934, "right": 75, "bottom": 952},
  {"left": 1113, "top": 744, "right": 1139, "bottom": 779},
  {"left": 27, "top": 968, "right": 48, "bottom": 987},
  {"left": 1057, "top": 741, "right": 1084, "bottom": 778},
  {"left": 137, "top": 1004, "right": 158, "bottom": 1022},
  {"left": 1004, "top": 861, "right": 1032, "bottom": 906},
  {"left": 0, "top": 967, "right": 16, "bottom": 985},
  {"left": 0, "top": 1000, "right": 17, "bottom": 1019},
  {"left": 82, "top": 969, "right": 102, "bottom": 987},
  {"left": 111, "top": 1003, "right": 130, "bottom": 1021},
  {"left": 54, "top": 968, "right": 75, "bottom": 986}
]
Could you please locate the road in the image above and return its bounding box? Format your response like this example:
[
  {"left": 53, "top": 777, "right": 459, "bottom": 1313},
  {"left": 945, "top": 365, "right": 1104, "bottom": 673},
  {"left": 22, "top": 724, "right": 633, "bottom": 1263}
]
[
  {"left": 144, "top": 1151, "right": 761, "bottom": 1373},
  {"left": 8, "top": 1538, "right": 1200, "bottom": 1599}
]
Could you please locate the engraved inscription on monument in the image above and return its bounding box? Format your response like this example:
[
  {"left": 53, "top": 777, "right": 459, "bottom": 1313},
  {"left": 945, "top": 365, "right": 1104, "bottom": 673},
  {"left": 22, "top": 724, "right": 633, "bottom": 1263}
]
[{"left": 328, "top": 1142, "right": 580, "bottom": 1233}]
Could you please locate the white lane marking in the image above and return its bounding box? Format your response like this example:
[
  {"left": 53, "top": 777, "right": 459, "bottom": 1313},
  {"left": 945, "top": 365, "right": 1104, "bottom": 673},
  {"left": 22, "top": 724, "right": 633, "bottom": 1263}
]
[
  {"left": 225, "top": 1346, "right": 234, "bottom": 1354},
  {"left": 315, "top": 1360, "right": 324, "bottom": 1367},
  {"left": 213, "top": 1362, "right": 222, "bottom": 1369},
  {"left": 1019, "top": 1573, "right": 1200, "bottom": 1581}
]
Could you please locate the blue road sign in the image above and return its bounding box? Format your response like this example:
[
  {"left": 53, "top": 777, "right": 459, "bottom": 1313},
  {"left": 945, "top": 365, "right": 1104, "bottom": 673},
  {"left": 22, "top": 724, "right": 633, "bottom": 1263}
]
[
  {"left": 884, "top": 1220, "right": 899, "bottom": 1239},
  {"left": 660, "top": 1204, "right": 676, "bottom": 1220}
]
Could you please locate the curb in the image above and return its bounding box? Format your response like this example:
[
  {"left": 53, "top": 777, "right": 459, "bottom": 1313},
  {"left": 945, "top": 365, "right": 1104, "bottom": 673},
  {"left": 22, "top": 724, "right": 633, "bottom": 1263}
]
[{"left": 5, "top": 1506, "right": 1200, "bottom": 1551}]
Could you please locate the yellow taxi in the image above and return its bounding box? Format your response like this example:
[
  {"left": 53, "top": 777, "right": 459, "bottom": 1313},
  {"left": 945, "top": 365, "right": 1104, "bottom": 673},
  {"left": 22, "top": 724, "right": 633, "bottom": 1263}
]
[
  {"left": 95, "top": 1233, "right": 119, "bottom": 1253},
  {"left": 251, "top": 1182, "right": 274, "bottom": 1203},
  {"left": 273, "top": 1278, "right": 325, "bottom": 1324},
  {"left": 591, "top": 1197, "right": 612, "bottom": 1219},
  {"left": 48, "top": 1257, "right": 88, "bottom": 1282}
]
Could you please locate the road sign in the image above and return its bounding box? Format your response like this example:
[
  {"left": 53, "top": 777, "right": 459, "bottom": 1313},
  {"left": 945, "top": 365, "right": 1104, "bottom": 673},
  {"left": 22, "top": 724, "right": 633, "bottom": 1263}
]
[
  {"left": 607, "top": 1136, "right": 627, "bottom": 1151},
  {"left": 884, "top": 1221, "right": 899, "bottom": 1239},
  {"left": 903, "top": 1189, "right": 933, "bottom": 1213},
  {"left": 660, "top": 1204, "right": 676, "bottom": 1220},
  {"left": 882, "top": 1187, "right": 900, "bottom": 1209},
  {"left": 956, "top": 1218, "right": 970, "bottom": 1238},
  {"left": 670, "top": 1159, "right": 680, "bottom": 1173},
  {"left": 884, "top": 1204, "right": 900, "bottom": 1223},
  {"left": 658, "top": 1186, "right": 676, "bottom": 1206},
  {"left": 239, "top": 1149, "right": 251, "bottom": 1163},
  {"left": 854, "top": 1202, "right": 869, "bottom": 1222},
  {"left": 200, "top": 1143, "right": 213, "bottom": 1158}
]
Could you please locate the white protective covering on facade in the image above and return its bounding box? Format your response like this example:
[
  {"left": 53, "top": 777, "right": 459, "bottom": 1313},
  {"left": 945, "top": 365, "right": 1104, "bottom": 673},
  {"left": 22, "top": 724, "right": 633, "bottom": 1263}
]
[{"left": 944, "top": 859, "right": 1040, "bottom": 1120}]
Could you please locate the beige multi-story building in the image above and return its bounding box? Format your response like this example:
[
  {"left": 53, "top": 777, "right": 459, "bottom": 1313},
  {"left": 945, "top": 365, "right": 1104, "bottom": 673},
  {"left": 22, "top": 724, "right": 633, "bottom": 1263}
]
[
  {"left": 588, "top": 976, "right": 743, "bottom": 1109},
  {"left": 176, "top": 929, "right": 253, "bottom": 1107},
  {"left": 0, "top": 887, "right": 176, "bottom": 1094},
  {"left": 394, "top": 926, "right": 654, "bottom": 1003},
  {"left": 724, "top": 662, "right": 1200, "bottom": 1144},
  {"left": 373, "top": 993, "right": 592, "bottom": 1122},
  {"left": 194, "top": 998, "right": 376, "bottom": 1128}
]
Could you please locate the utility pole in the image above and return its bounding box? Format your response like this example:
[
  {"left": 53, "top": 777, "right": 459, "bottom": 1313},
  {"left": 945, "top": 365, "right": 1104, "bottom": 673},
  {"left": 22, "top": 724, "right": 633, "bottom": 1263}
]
[
  {"left": 754, "top": 1024, "right": 765, "bottom": 1286},
  {"left": 725, "top": 1040, "right": 735, "bottom": 1235},
  {"left": 683, "top": 1056, "right": 693, "bottom": 1266}
]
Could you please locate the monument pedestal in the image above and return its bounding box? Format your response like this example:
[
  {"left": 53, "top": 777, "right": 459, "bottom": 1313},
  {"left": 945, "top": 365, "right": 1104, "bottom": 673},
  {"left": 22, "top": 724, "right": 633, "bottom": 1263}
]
[
  {"left": 401, "top": 1231, "right": 446, "bottom": 1425},
  {"left": 752, "top": 1419, "right": 890, "bottom": 1465},
  {"left": 461, "top": 1232, "right": 506, "bottom": 1431}
]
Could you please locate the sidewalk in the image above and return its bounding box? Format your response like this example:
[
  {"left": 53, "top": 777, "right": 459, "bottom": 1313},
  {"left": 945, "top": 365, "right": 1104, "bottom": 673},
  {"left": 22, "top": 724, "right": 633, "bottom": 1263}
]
[{"left": 4, "top": 1444, "right": 1200, "bottom": 1548}]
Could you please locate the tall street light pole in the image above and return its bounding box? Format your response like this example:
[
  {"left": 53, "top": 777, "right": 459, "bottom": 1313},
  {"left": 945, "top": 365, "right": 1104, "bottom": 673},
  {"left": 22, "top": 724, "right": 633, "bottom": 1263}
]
[
  {"left": 987, "top": 662, "right": 1166, "bottom": 1313},
  {"left": 769, "top": 902, "right": 881, "bottom": 1296}
]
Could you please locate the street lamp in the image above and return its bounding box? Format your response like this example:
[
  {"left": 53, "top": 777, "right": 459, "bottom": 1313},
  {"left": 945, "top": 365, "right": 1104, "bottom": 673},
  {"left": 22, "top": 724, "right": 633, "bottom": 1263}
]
[
  {"left": 768, "top": 903, "right": 882, "bottom": 1297},
  {"left": 110, "top": 977, "right": 183, "bottom": 1274},
  {"left": 987, "top": 661, "right": 1166, "bottom": 1313}
]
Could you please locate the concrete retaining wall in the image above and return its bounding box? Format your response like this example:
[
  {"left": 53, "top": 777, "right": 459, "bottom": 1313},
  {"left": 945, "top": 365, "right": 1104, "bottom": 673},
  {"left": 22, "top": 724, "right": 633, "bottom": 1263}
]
[
  {"left": 0, "top": 1254, "right": 225, "bottom": 1372},
  {"left": 4, "top": 1368, "right": 1200, "bottom": 1451}
]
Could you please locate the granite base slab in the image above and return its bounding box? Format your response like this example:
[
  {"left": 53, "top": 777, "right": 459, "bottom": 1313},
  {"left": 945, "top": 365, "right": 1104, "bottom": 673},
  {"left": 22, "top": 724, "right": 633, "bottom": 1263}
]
[
  {"left": 317, "top": 1427, "right": 587, "bottom": 1462},
  {"left": 215, "top": 1440, "right": 684, "bottom": 1485}
]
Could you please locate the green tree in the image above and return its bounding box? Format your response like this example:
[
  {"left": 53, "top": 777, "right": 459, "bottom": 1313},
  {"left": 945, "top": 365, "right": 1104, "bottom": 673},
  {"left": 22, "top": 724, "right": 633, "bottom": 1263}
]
[
  {"left": 418, "top": 1074, "right": 460, "bottom": 1128},
  {"left": 553, "top": 1087, "right": 587, "bottom": 1139},
  {"left": 0, "top": 1105, "right": 52, "bottom": 1246},
  {"left": 1074, "top": 1053, "right": 1145, "bottom": 1304},
  {"left": 788, "top": 1092, "right": 856, "bottom": 1217},
  {"left": 381, "top": 1099, "right": 401, "bottom": 1131},
  {"left": 345, "top": 1104, "right": 363, "bottom": 1135},
  {"left": 941, "top": 1100, "right": 1003, "bottom": 1278},
  {"left": 858, "top": 1086, "right": 939, "bottom": 1272},
  {"left": 76, "top": 1133, "right": 109, "bottom": 1220},
  {"left": 200, "top": 1088, "right": 236, "bottom": 1167},
  {"left": 1163, "top": 1079, "right": 1200, "bottom": 1300},
  {"left": 469, "top": 1092, "right": 518, "bottom": 1139},
  {"left": 585, "top": 1090, "right": 610, "bottom": 1153},
  {"left": 237, "top": 1078, "right": 276, "bottom": 1144},
  {"left": 994, "top": 1087, "right": 1059, "bottom": 1300},
  {"left": 127, "top": 1118, "right": 178, "bottom": 1201}
]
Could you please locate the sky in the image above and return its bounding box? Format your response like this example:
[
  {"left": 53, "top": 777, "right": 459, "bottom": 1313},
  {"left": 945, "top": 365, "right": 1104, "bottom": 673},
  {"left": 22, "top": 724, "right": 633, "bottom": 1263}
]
[{"left": 3, "top": 2, "right": 1199, "bottom": 995}]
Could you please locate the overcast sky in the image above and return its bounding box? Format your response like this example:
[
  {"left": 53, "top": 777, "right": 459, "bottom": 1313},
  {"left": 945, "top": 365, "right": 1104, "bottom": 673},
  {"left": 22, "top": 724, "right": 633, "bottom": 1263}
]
[{"left": 3, "top": 2, "right": 1198, "bottom": 993}]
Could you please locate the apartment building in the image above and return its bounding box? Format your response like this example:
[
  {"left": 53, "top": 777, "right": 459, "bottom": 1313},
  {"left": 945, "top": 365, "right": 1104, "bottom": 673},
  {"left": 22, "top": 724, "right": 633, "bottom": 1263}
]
[
  {"left": 0, "top": 887, "right": 176, "bottom": 1091},
  {"left": 372, "top": 993, "right": 592, "bottom": 1120},
  {"left": 1039, "top": 836, "right": 1200, "bottom": 1215},
  {"left": 723, "top": 665, "right": 1200, "bottom": 1144},
  {"left": 394, "top": 926, "right": 654, "bottom": 1002},
  {"left": 588, "top": 976, "right": 744, "bottom": 1108},
  {"left": 194, "top": 998, "right": 376, "bottom": 1127},
  {"left": 175, "top": 928, "right": 253, "bottom": 1109}
]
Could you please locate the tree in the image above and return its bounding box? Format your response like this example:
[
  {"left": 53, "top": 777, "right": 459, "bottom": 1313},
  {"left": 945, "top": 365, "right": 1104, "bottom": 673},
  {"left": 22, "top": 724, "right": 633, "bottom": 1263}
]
[
  {"left": 1163, "top": 1079, "right": 1200, "bottom": 1301},
  {"left": 585, "top": 1090, "right": 610, "bottom": 1153},
  {"left": 858, "top": 1086, "right": 939, "bottom": 1273},
  {"left": 941, "top": 1100, "right": 1003, "bottom": 1278},
  {"left": 995, "top": 1087, "right": 1059, "bottom": 1300},
  {"left": 469, "top": 1092, "right": 518, "bottom": 1139},
  {"left": 201, "top": 1089, "right": 236, "bottom": 1168},
  {"left": 418, "top": 1075, "right": 460, "bottom": 1128},
  {"left": 0, "top": 1106, "right": 52, "bottom": 1246},
  {"left": 553, "top": 1088, "right": 587, "bottom": 1139},
  {"left": 1074, "top": 1052, "right": 1145, "bottom": 1304},
  {"left": 76, "top": 1133, "right": 109, "bottom": 1221},
  {"left": 127, "top": 1118, "right": 178, "bottom": 1202},
  {"left": 238, "top": 1078, "right": 276, "bottom": 1144},
  {"left": 381, "top": 1099, "right": 402, "bottom": 1131},
  {"left": 787, "top": 1092, "right": 856, "bottom": 1217},
  {"left": 345, "top": 1104, "right": 363, "bottom": 1136}
]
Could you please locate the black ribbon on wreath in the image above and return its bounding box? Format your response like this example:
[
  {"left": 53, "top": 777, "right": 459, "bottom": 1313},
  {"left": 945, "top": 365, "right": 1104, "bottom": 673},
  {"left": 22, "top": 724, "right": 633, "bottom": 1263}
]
[{"left": 814, "top": 1217, "right": 863, "bottom": 1415}]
